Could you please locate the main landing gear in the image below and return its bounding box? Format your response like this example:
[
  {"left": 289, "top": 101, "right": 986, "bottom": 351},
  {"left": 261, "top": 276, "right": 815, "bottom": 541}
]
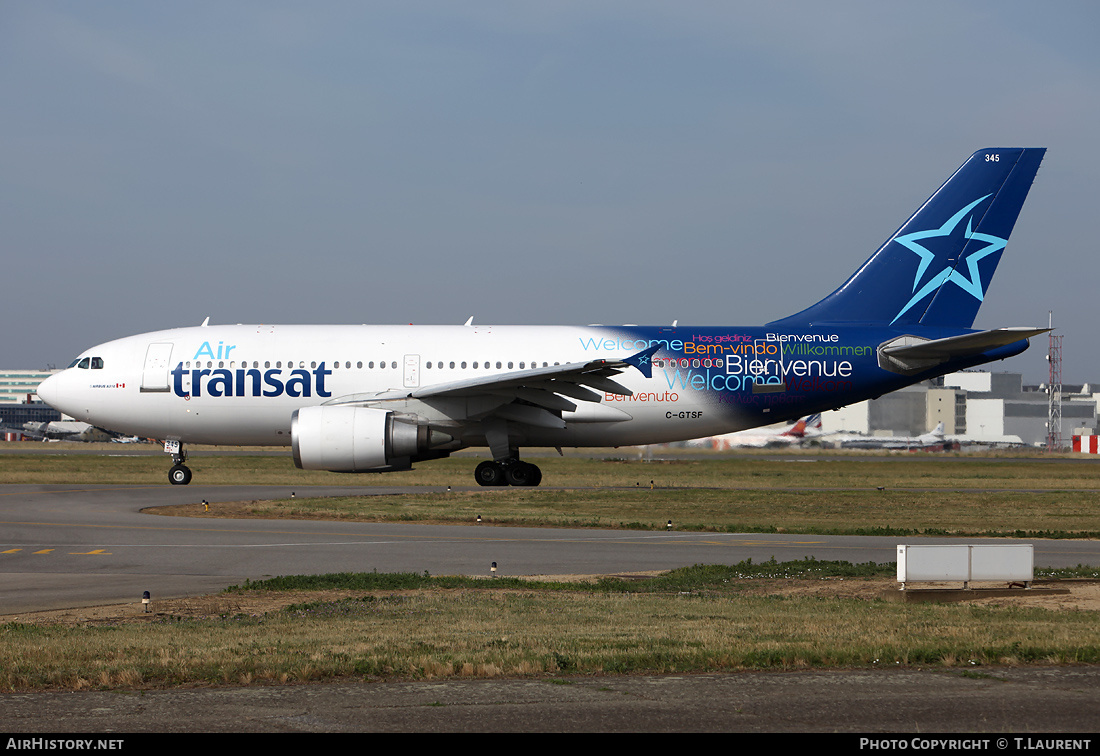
[
  {"left": 166, "top": 441, "right": 192, "bottom": 485},
  {"left": 474, "top": 458, "right": 542, "bottom": 487}
]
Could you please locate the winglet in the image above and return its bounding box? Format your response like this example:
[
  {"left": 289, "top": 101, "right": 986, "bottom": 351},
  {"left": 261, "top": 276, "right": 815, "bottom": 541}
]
[{"left": 623, "top": 344, "right": 661, "bottom": 379}]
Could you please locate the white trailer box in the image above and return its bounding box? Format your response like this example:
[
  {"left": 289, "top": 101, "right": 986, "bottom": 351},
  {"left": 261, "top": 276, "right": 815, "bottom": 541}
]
[{"left": 897, "top": 544, "right": 1033, "bottom": 588}]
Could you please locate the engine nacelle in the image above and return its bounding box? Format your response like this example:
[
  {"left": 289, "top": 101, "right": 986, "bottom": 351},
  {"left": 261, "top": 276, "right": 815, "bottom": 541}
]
[{"left": 291, "top": 405, "right": 450, "bottom": 473}]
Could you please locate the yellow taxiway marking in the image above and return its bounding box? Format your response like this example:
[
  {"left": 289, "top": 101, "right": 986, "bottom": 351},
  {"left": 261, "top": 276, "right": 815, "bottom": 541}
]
[
  {"left": 33, "top": 549, "right": 55, "bottom": 554},
  {"left": 2, "top": 549, "right": 21, "bottom": 554},
  {"left": 69, "top": 549, "right": 112, "bottom": 555}
]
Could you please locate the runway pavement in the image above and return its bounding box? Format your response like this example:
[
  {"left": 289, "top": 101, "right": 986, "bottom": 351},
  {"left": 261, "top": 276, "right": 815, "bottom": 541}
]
[{"left": 2, "top": 483, "right": 1099, "bottom": 614}]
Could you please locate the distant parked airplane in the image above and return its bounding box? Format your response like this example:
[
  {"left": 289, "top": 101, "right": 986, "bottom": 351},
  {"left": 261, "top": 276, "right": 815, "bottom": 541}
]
[
  {"left": 838, "top": 422, "right": 950, "bottom": 451},
  {"left": 14, "top": 420, "right": 114, "bottom": 442},
  {"left": 699, "top": 414, "right": 822, "bottom": 449}
]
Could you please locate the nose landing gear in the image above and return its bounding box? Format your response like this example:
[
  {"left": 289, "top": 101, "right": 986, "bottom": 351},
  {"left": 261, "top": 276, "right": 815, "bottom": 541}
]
[
  {"left": 164, "top": 440, "right": 192, "bottom": 485},
  {"left": 168, "top": 463, "right": 192, "bottom": 485}
]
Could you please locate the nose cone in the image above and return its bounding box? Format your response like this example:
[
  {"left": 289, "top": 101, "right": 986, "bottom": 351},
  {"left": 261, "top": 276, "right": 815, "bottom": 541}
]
[{"left": 36, "top": 372, "right": 64, "bottom": 410}]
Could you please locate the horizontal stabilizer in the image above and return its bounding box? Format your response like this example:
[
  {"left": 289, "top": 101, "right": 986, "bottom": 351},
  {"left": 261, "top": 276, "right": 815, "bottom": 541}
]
[{"left": 878, "top": 327, "right": 1050, "bottom": 375}]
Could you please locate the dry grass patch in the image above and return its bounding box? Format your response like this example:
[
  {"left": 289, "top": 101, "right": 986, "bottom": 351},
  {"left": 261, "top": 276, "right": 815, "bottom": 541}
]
[{"left": 3, "top": 577, "right": 1099, "bottom": 691}]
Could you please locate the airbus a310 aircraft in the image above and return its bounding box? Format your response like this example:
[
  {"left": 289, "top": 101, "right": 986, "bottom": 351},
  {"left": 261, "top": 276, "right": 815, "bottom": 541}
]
[{"left": 38, "top": 148, "right": 1047, "bottom": 487}]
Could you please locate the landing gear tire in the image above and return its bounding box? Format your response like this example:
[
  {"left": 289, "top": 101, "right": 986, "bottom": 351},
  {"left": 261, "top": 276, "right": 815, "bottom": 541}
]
[
  {"left": 168, "top": 464, "right": 192, "bottom": 486},
  {"left": 474, "top": 460, "right": 506, "bottom": 487},
  {"left": 475, "top": 459, "right": 543, "bottom": 487},
  {"left": 505, "top": 461, "right": 542, "bottom": 487}
]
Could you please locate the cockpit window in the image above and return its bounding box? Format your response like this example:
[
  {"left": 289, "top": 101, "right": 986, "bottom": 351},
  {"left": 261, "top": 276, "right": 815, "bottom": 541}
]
[
  {"left": 90, "top": 357, "right": 104, "bottom": 369},
  {"left": 77, "top": 358, "right": 90, "bottom": 369}
]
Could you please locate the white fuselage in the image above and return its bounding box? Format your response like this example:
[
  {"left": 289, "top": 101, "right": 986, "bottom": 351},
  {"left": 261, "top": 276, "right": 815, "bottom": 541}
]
[{"left": 38, "top": 324, "right": 740, "bottom": 450}]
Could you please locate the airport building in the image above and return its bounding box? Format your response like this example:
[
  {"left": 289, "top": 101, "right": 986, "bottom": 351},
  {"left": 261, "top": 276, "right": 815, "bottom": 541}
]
[
  {"left": 0, "top": 370, "right": 58, "bottom": 404},
  {"left": 0, "top": 370, "right": 62, "bottom": 437},
  {"left": 822, "top": 371, "right": 1098, "bottom": 447}
]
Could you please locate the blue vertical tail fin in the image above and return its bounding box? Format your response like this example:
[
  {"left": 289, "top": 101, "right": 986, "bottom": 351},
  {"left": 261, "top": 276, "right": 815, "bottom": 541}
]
[{"left": 769, "top": 148, "right": 1045, "bottom": 329}]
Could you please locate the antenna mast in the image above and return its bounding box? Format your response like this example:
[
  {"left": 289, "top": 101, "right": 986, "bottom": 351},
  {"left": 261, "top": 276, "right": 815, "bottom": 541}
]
[{"left": 1047, "top": 311, "right": 1063, "bottom": 452}]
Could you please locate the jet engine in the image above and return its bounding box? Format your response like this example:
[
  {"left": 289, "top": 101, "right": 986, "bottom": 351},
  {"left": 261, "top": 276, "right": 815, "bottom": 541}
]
[{"left": 291, "top": 405, "right": 452, "bottom": 472}]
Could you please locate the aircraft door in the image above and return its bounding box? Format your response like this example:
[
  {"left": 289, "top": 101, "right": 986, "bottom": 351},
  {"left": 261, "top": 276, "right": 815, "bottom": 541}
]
[
  {"left": 141, "top": 343, "right": 174, "bottom": 392},
  {"left": 403, "top": 354, "right": 420, "bottom": 389}
]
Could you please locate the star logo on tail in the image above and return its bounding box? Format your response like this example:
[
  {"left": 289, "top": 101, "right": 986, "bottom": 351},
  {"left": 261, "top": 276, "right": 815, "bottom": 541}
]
[{"left": 890, "top": 194, "right": 1007, "bottom": 324}]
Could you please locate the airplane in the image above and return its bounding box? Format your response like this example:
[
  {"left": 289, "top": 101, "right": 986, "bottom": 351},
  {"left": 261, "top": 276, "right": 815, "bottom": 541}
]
[
  {"left": 1, "top": 419, "right": 115, "bottom": 443},
  {"left": 837, "top": 421, "right": 951, "bottom": 451},
  {"left": 36, "top": 148, "right": 1048, "bottom": 487},
  {"left": 694, "top": 414, "right": 822, "bottom": 449}
]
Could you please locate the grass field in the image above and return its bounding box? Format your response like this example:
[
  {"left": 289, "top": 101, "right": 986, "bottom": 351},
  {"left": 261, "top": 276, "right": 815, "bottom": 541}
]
[
  {"left": 4, "top": 562, "right": 1100, "bottom": 691},
  {"left": 10, "top": 447, "right": 1089, "bottom": 537},
  {"left": 8, "top": 445, "right": 1100, "bottom": 535},
  {"left": 2, "top": 446, "right": 1099, "bottom": 691}
]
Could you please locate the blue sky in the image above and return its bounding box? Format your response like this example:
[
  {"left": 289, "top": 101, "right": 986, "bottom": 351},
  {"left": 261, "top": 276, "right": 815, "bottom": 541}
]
[{"left": 4, "top": 2, "right": 1098, "bottom": 382}]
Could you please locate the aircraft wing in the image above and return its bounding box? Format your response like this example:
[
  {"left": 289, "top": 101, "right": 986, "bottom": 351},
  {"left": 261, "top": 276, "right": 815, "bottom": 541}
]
[{"left": 323, "top": 345, "right": 660, "bottom": 429}]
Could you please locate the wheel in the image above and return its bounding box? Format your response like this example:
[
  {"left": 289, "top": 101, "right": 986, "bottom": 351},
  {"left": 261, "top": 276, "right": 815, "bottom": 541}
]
[
  {"left": 168, "top": 464, "right": 192, "bottom": 485},
  {"left": 504, "top": 461, "right": 541, "bottom": 487},
  {"left": 474, "top": 460, "right": 505, "bottom": 487}
]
